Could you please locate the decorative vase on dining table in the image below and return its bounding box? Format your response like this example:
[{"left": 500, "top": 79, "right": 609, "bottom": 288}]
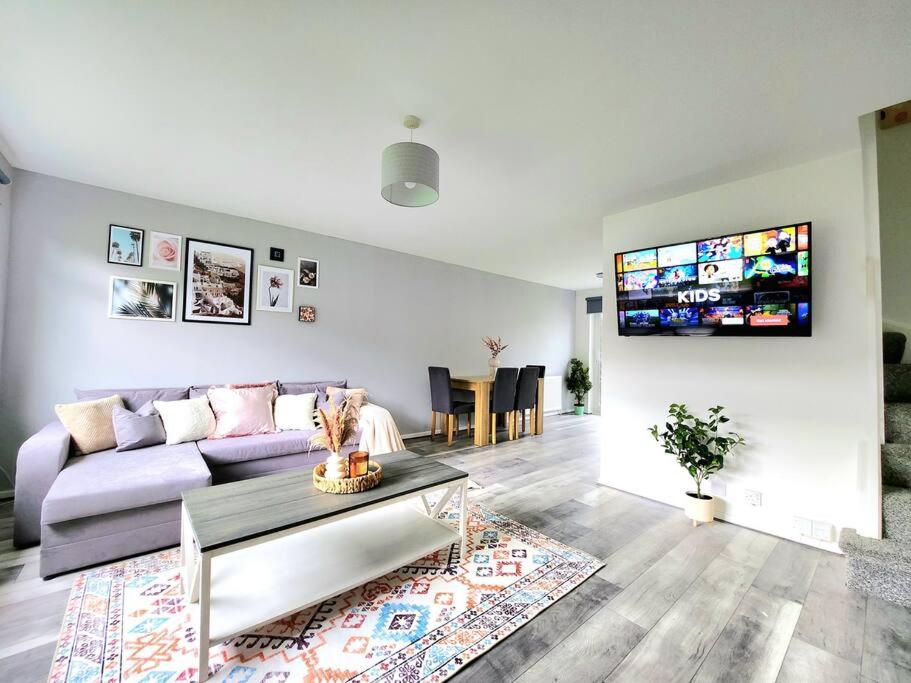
[{"left": 488, "top": 357, "right": 500, "bottom": 377}]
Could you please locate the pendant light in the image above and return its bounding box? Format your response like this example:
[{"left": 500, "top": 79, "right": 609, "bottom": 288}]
[{"left": 381, "top": 115, "right": 439, "bottom": 207}]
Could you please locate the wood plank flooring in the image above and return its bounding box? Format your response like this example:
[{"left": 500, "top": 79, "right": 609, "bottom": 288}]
[{"left": 0, "top": 415, "right": 909, "bottom": 681}]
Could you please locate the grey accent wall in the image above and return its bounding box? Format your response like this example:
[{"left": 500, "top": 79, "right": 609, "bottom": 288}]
[
  {"left": 0, "top": 171, "right": 574, "bottom": 480},
  {"left": 0, "top": 153, "right": 12, "bottom": 489}
]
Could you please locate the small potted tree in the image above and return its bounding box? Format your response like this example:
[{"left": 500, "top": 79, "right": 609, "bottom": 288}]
[
  {"left": 566, "top": 358, "right": 593, "bottom": 416},
  {"left": 649, "top": 403, "right": 744, "bottom": 525}
]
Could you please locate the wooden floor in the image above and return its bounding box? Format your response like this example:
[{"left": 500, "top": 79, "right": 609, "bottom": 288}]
[{"left": 1, "top": 414, "right": 909, "bottom": 681}]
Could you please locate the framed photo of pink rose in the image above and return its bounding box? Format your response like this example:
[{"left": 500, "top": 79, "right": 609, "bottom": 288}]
[{"left": 149, "top": 231, "right": 181, "bottom": 270}]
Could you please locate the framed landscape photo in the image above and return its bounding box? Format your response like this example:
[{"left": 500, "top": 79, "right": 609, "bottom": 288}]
[
  {"left": 297, "top": 257, "right": 319, "bottom": 288},
  {"left": 108, "top": 224, "right": 144, "bottom": 266},
  {"left": 149, "top": 231, "right": 181, "bottom": 270},
  {"left": 108, "top": 276, "right": 176, "bottom": 321},
  {"left": 183, "top": 238, "right": 253, "bottom": 325},
  {"left": 256, "top": 265, "right": 294, "bottom": 313}
]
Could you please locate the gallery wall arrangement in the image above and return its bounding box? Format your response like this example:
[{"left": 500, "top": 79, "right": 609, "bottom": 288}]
[{"left": 104, "top": 225, "right": 322, "bottom": 326}]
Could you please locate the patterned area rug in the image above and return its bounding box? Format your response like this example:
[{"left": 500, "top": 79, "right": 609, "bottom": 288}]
[{"left": 49, "top": 503, "right": 601, "bottom": 682}]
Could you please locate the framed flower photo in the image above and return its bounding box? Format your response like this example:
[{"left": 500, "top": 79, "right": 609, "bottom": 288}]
[
  {"left": 108, "top": 224, "right": 144, "bottom": 266},
  {"left": 108, "top": 276, "right": 176, "bottom": 321},
  {"left": 299, "top": 305, "right": 316, "bottom": 323},
  {"left": 256, "top": 265, "right": 294, "bottom": 313},
  {"left": 149, "top": 231, "right": 181, "bottom": 270},
  {"left": 297, "top": 257, "right": 319, "bottom": 288},
  {"left": 183, "top": 238, "right": 253, "bottom": 325}
]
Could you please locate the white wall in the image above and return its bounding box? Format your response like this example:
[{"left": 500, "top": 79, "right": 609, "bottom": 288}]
[
  {"left": 877, "top": 118, "right": 911, "bottom": 363},
  {"left": 601, "top": 151, "right": 880, "bottom": 549}
]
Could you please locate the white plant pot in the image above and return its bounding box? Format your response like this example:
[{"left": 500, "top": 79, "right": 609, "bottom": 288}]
[{"left": 684, "top": 492, "right": 714, "bottom": 526}]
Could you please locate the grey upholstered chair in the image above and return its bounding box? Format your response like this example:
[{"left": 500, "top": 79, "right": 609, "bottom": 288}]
[
  {"left": 514, "top": 366, "right": 540, "bottom": 436},
  {"left": 428, "top": 366, "right": 475, "bottom": 446},
  {"left": 489, "top": 367, "right": 519, "bottom": 444}
]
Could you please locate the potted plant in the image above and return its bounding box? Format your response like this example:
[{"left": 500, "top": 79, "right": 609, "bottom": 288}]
[
  {"left": 566, "top": 358, "right": 593, "bottom": 415},
  {"left": 649, "top": 403, "right": 744, "bottom": 525},
  {"left": 310, "top": 397, "right": 359, "bottom": 480}
]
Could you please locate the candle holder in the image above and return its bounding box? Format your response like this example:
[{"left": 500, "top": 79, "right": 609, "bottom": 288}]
[{"left": 349, "top": 451, "right": 369, "bottom": 478}]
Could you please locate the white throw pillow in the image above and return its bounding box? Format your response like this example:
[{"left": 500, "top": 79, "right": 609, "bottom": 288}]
[
  {"left": 274, "top": 393, "right": 318, "bottom": 431},
  {"left": 153, "top": 396, "right": 216, "bottom": 445}
]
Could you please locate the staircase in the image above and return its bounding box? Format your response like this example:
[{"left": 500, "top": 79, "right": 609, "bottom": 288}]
[{"left": 839, "top": 352, "right": 911, "bottom": 606}]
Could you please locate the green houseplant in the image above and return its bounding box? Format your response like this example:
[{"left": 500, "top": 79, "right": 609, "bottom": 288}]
[
  {"left": 649, "top": 403, "right": 744, "bottom": 525},
  {"left": 566, "top": 358, "right": 593, "bottom": 416}
]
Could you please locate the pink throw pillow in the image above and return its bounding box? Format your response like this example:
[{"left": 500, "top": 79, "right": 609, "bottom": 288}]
[{"left": 207, "top": 384, "right": 277, "bottom": 439}]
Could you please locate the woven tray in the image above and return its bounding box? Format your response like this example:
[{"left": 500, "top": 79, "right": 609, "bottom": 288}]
[{"left": 313, "top": 460, "right": 383, "bottom": 494}]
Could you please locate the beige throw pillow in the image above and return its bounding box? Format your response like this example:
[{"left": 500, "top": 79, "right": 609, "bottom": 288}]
[
  {"left": 154, "top": 396, "right": 217, "bottom": 445},
  {"left": 326, "top": 386, "right": 369, "bottom": 409},
  {"left": 55, "top": 394, "right": 124, "bottom": 455}
]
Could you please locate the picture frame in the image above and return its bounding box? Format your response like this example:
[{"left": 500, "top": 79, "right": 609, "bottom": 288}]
[
  {"left": 108, "top": 276, "right": 176, "bottom": 321},
  {"left": 182, "top": 238, "right": 254, "bottom": 325},
  {"left": 270, "top": 247, "right": 285, "bottom": 262},
  {"left": 256, "top": 265, "right": 294, "bottom": 313},
  {"left": 148, "top": 231, "right": 182, "bottom": 271},
  {"left": 108, "top": 224, "right": 144, "bottom": 266},
  {"left": 299, "top": 305, "right": 316, "bottom": 323},
  {"left": 297, "top": 257, "right": 319, "bottom": 288}
]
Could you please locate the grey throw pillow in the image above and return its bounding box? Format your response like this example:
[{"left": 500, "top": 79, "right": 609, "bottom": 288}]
[{"left": 112, "top": 402, "right": 167, "bottom": 452}]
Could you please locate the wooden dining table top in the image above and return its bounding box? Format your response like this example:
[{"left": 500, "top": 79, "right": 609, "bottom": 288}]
[{"left": 450, "top": 374, "right": 494, "bottom": 384}]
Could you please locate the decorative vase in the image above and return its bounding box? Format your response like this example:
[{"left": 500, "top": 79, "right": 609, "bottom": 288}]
[
  {"left": 573, "top": 405, "right": 584, "bottom": 416},
  {"left": 684, "top": 492, "right": 714, "bottom": 526},
  {"left": 488, "top": 356, "right": 500, "bottom": 377},
  {"left": 324, "top": 452, "right": 348, "bottom": 480}
]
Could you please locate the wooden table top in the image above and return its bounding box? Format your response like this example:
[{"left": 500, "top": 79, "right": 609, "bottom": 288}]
[
  {"left": 182, "top": 450, "right": 468, "bottom": 552},
  {"left": 450, "top": 375, "right": 494, "bottom": 384}
]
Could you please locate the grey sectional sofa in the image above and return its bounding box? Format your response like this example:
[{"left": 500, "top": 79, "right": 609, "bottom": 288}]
[{"left": 13, "top": 380, "right": 356, "bottom": 577}]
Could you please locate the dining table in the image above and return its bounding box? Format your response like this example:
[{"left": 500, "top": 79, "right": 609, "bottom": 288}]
[{"left": 449, "top": 374, "right": 545, "bottom": 447}]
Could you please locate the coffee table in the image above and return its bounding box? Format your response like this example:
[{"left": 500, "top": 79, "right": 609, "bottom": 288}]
[{"left": 180, "top": 450, "right": 469, "bottom": 681}]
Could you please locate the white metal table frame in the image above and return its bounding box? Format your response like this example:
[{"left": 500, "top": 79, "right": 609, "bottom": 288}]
[{"left": 180, "top": 475, "right": 469, "bottom": 681}]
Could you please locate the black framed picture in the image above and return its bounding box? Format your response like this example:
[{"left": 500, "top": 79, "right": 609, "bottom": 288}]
[
  {"left": 182, "top": 238, "right": 254, "bottom": 325},
  {"left": 297, "top": 257, "right": 319, "bottom": 288},
  {"left": 270, "top": 247, "right": 285, "bottom": 262},
  {"left": 108, "top": 224, "right": 144, "bottom": 266}
]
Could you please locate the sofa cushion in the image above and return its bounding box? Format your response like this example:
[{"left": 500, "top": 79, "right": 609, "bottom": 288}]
[
  {"left": 75, "top": 386, "right": 189, "bottom": 412},
  {"left": 42, "top": 442, "right": 211, "bottom": 524},
  {"left": 189, "top": 381, "right": 278, "bottom": 399},
  {"left": 155, "top": 396, "right": 216, "bottom": 445},
  {"left": 208, "top": 385, "right": 277, "bottom": 438},
  {"left": 279, "top": 380, "right": 346, "bottom": 396},
  {"left": 196, "top": 430, "right": 319, "bottom": 466},
  {"left": 55, "top": 394, "right": 124, "bottom": 455},
  {"left": 112, "top": 403, "right": 167, "bottom": 451}
]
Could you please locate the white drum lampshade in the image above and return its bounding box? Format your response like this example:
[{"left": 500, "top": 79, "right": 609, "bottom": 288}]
[{"left": 381, "top": 116, "right": 439, "bottom": 207}]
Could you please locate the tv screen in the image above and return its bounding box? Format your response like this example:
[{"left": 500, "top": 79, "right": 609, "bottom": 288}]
[{"left": 615, "top": 222, "right": 811, "bottom": 336}]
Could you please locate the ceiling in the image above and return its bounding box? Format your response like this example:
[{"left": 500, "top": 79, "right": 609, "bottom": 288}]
[{"left": 2, "top": 2, "right": 909, "bottom": 291}]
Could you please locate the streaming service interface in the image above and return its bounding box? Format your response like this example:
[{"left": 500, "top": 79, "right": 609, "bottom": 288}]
[{"left": 615, "top": 223, "right": 811, "bottom": 336}]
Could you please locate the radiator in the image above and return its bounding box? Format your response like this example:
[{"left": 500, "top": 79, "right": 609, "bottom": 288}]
[{"left": 543, "top": 375, "right": 563, "bottom": 414}]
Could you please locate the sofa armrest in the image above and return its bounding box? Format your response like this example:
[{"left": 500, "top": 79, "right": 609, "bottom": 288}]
[{"left": 13, "top": 421, "right": 71, "bottom": 547}]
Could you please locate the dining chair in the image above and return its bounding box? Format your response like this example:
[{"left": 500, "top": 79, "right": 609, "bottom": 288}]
[
  {"left": 514, "top": 366, "right": 540, "bottom": 436},
  {"left": 489, "top": 367, "right": 519, "bottom": 444},
  {"left": 428, "top": 367, "right": 475, "bottom": 446}
]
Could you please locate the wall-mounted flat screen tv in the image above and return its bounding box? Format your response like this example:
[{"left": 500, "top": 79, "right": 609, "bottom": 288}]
[{"left": 614, "top": 222, "right": 811, "bottom": 336}]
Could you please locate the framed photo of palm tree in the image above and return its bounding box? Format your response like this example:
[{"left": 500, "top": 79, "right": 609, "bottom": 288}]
[
  {"left": 108, "top": 276, "right": 176, "bottom": 321},
  {"left": 108, "top": 224, "right": 144, "bottom": 266}
]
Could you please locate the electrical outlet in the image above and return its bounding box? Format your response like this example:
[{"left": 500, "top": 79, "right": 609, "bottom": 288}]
[{"left": 745, "top": 489, "right": 762, "bottom": 507}]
